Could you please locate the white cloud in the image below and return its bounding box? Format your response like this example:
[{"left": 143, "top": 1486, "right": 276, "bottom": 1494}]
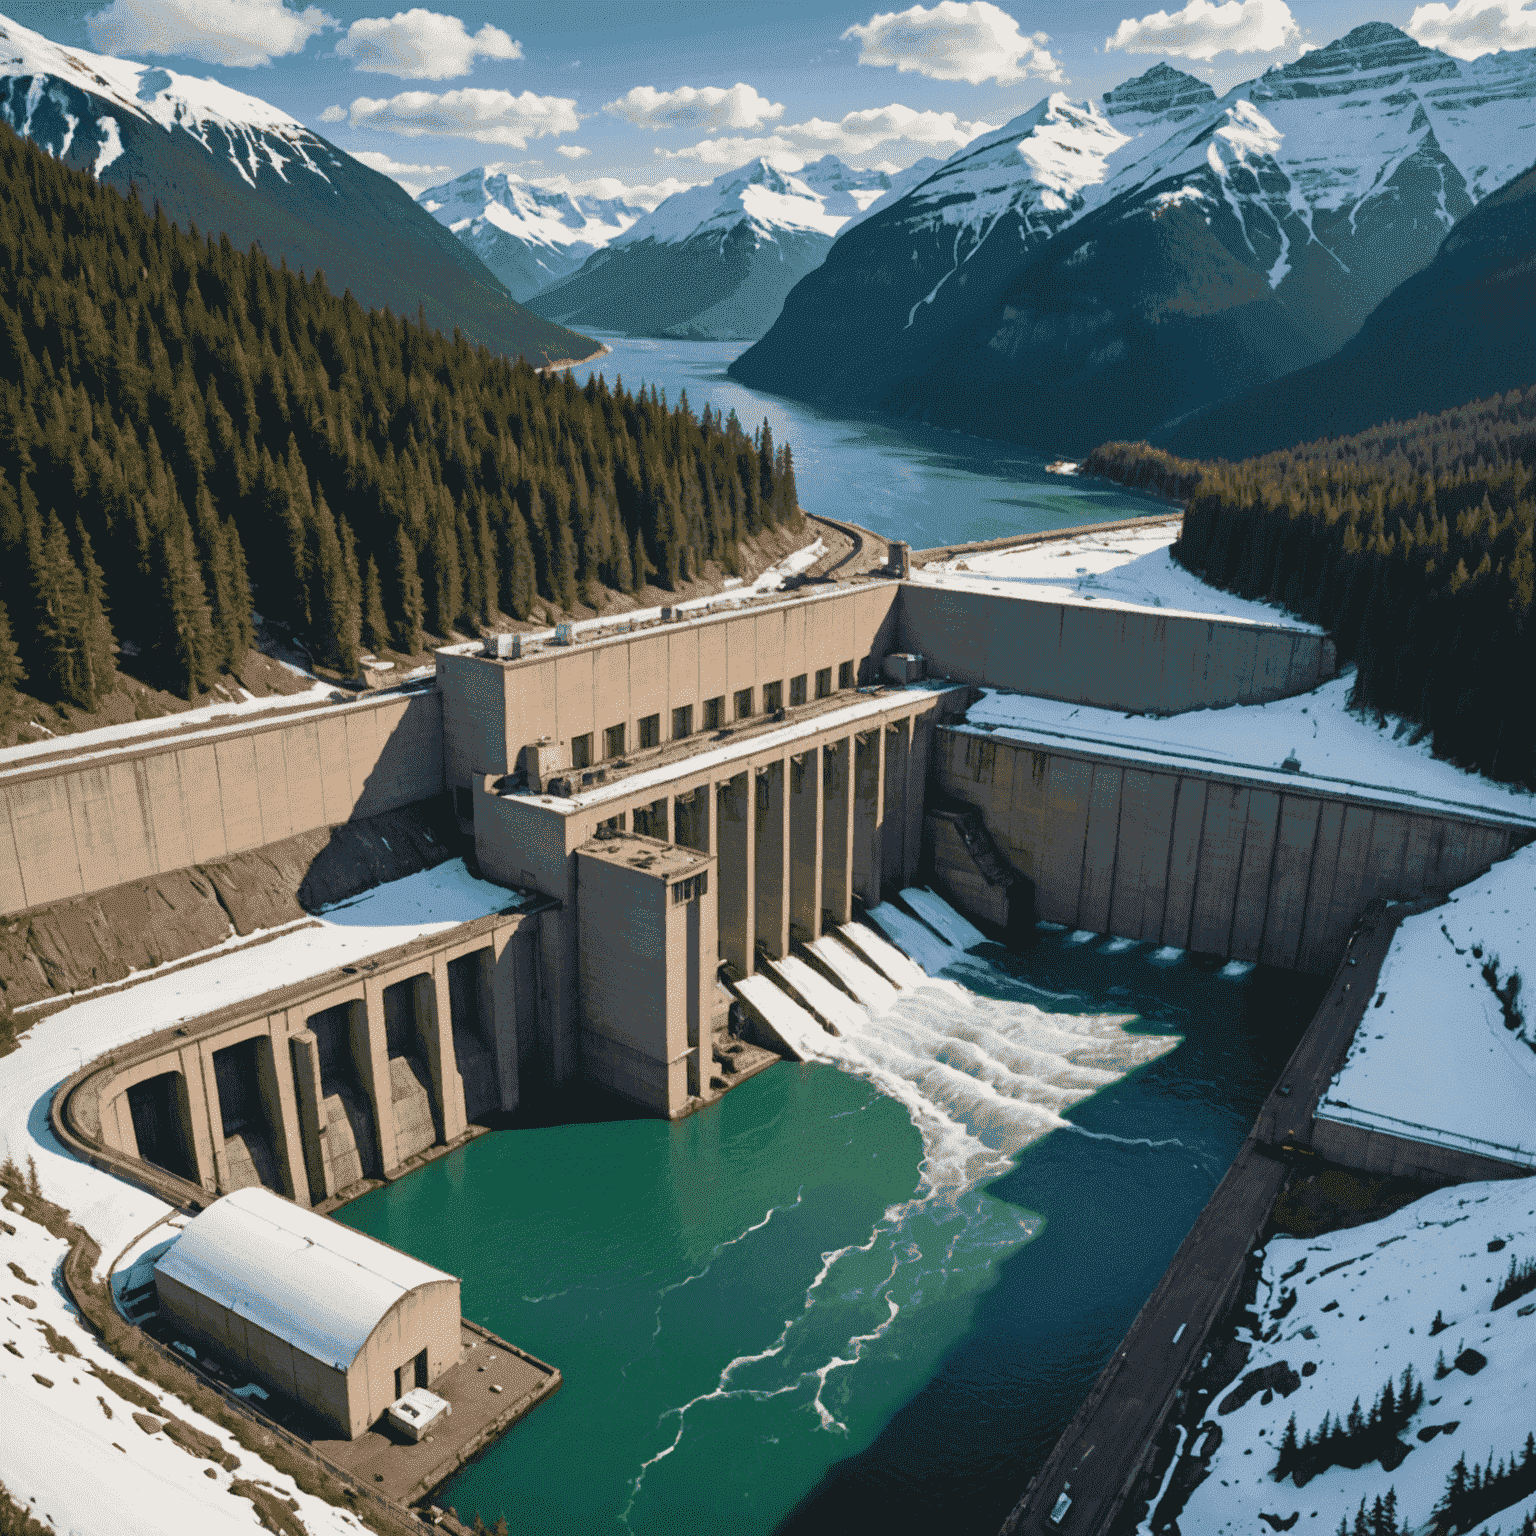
[
  {"left": 555, "top": 144, "right": 592, "bottom": 159},
  {"left": 1406, "top": 0, "right": 1536, "bottom": 57},
  {"left": 85, "top": 0, "right": 332, "bottom": 67},
  {"left": 348, "top": 148, "right": 450, "bottom": 192},
  {"left": 658, "top": 103, "right": 996, "bottom": 164},
  {"left": 603, "top": 83, "right": 784, "bottom": 132},
  {"left": 336, "top": 9, "right": 520, "bottom": 79},
  {"left": 329, "top": 88, "right": 580, "bottom": 146},
  {"left": 842, "top": 2, "right": 1062, "bottom": 85},
  {"left": 1105, "top": 0, "right": 1300, "bottom": 59}
]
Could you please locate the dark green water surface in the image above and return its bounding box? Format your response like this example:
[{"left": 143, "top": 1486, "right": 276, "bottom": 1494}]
[{"left": 336, "top": 933, "right": 1322, "bottom": 1534}]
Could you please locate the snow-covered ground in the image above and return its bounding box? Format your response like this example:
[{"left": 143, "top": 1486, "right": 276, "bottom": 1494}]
[
  {"left": 914, "top": 519, "right": 1319, "bottom": 631},
  {"left": 0, "top": 673, "right": 336, "bottom": 771},
  {"left": 963, "top": 677, "right": 1536, "bottom": 825},
  {"left": 1175, "top": 1178, "right": 1536, "bottom": 1536},
  {"left": 437, "top": 534, "right": 829, "bottom": 658},
  {"left": 0, "top": 860, "right": 522, "bottom": 1533},
  {"left": 1317, "top": 846, "right": 1536, "bottom": 1167}
]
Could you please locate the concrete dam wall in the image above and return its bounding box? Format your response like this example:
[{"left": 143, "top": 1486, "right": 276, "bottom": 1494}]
[
  {"left": 0, "top": 689, "right": 443, "bottom": 919},
  {"left": 899, "top": 586, "right": 1335, "bottom": 715},
  {"left": 934, "top": 728, "right": 1530, "bottom": 974}
]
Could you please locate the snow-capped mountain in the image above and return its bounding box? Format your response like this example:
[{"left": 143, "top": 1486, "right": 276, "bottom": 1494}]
[
  {"left": 417, "top": 169, "right": 645, "bottom": 301},
  {"left": 0, "top": 10, "right": 596, "bottom": 366},
  {"left": 527, "top": 155, "right": 939, "bottom": 340},
  {"left": 732, "top": 26, "right": 1536, "bottom": 451}
]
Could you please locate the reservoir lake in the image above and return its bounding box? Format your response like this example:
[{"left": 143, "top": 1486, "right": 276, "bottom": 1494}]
[
  {"left": 560, "top": 334, "right": 1174, "bottom": 550},
  {"left": 334, "top": 339, "right": 1286, "bottom": 1533}
]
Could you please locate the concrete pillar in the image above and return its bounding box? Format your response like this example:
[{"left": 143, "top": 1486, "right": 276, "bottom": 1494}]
[
  {"left": 539, "top": 910, "right": 580, "bottom": 1087},
  {"left": 853, "top": 728, "right": 885, "bottom": 907},
  {"left": 256, "top": 1027, "right": 307, "bottom": 1203},
  {"left": 177, "top": 1048, "right": 219, "bottom": 1193},
  {"left": 755, "top": 756, "right": 791, "bottom": 961},
  {"left": 822, "top": 736, "right": 855, "bottom": 929},
  {"left": 289, "top": 1030, "right": 330, "bottom": 1206},
  {"left": 686, "top": 896, "right": 706, "bottom": 1098},
  {"left": 357, "top": 981, "right": 399, "bottom": 1173},
  {"left": 789, "top": 748, "right": 824, "bottom": 945},
  {"left": 488, "top": 924, "right": 523, "bottom": 1113},
  {"left": 426, "top": 959, "right": 469, "bottom": 1145},
  {"left": 717, "top": 772, "right": 756, "bottom": 976},
  {"left": 904, "top": 711, "right": 932, "bottom": 888},
  {"left": 882, "top": 718, "right": 911, "bottom": 895}
]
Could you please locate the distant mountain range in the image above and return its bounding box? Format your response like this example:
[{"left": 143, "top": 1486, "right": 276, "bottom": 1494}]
[
  {"left": 417, "top": 169, "right": 646, "bottom": 302},
  {"left": 1161, "top": 152, "right": 1536, "bottom": 459},
  {"left": 731, "top": 25, "right": 1536, "bottom": 453},
  {"left": 523, "top": 154, "right": 940, "bottom": 341},
  {"left": 0, "top": 10, "right": 597, "bottom": 366}
]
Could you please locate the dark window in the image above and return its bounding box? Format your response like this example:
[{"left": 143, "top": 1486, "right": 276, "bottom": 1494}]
[
  {"left": 703, "top": 696, "right": 724, "bottom": 730},
  {"left": 838, "top": 660, "right": 854, "bottom": 690},
  {"left": 815, "top": 667, "right": 832, "bottom": 699},
  {"left": 672, "top": 704, "right": 693, "bottom": 740},
  {"left": 734, "top": 687, "right": 754, "bottom": 721},
  {"left": 454, "top": 785, "right": 473, "bottom": 821},
  {"left": 763, "top": 680, "right": 783, "bottom": 713},
  {"left": 789, "top": 674, "right": 807, "bottom": 707},
  {"left": 571, "top": 733, "right": 593, "bottom": 769},
  {"left": 639, "top": 713, "right": 660, "bottom": 749},
  {"left": 598, "top": 812, "right": 626, "bottom": 834},
  {"left": 604, "top": 723, "right": 626, "bottom": 759},
  {"left": 672, "top": 871, "right": 708, "bottom": 905}
]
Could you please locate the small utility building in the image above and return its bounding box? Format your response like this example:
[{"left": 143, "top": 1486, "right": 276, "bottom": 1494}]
[{"left": 154, "top": 1186, "right": 460, "bottom": 1438}]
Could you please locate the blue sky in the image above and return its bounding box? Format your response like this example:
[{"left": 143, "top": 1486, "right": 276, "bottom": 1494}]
[{"left": 14, "top": 0, "right": 1532, "bottom": 202}]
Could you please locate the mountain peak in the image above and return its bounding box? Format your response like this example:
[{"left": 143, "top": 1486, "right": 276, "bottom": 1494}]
[
  {"left": 1103, "top": 62, "right": 1217, "bottom": 122},
  {"left": 1273, "top": 20, "right": 1448, "bottom": 83}
]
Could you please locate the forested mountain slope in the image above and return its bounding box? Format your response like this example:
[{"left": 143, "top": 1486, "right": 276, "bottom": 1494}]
[
  {"left": 1160, "top": 157, "right": 1536, "bottom": 459},
  {"left": 1086, "top": 385, "right": 1536, "bottom": 785},
  {"left": 0, "top": 10, "right": 595, "bottom": 366},
  {"left": 0, "top": 125, "right": 800, "bottom": 723}
]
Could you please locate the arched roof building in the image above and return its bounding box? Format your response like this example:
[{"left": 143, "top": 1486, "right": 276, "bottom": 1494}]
[{"left": 154, "top": 1187, "right": 460, "bottom": 1438}]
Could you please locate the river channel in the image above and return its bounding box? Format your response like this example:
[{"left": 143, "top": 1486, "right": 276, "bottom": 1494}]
[
  {"left": 338, "top": 931, "right": 1322, "bottom": 1534},
  {"left": 335, "top": 345, "right": 1275, "bottom": 1533}
]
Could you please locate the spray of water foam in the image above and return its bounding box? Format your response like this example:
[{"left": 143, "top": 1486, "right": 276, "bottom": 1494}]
[{"left": 623, "top": 903, "right": 1183, "bottom": 1525}]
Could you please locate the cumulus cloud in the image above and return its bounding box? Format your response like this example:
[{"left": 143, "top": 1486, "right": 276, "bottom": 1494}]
[
  {"left": 336, "top": 9, "right": 520, "bottom": 79},
  {"left": 842, "top": 2, "right": 1062, "bottom": 85},
  {"left": 603, "top": 83, "right": 784, "bottom": 133},
  {"left": 1406, "top": 0, "right": 1536, "bottom": 57},
  {"left": 555, "top": 144, "right": 592, "bottom": 159},
  {"left": 348, "top": 148, "right": 450, "bottom": 195},
  {"left": 327, "top": 88, "right": 580, "bottom": 146},
  {"left": 1105, "top": 0, "right": 1300, "bottom": 58},
  {"left": 85, "top": 0, "right": 331, "bottom": 67},
  {"left": 658, "top": 103, "right": 996, "bottom": 164}
]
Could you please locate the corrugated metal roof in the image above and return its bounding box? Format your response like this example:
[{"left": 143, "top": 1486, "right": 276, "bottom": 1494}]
[{"left": 154, "top": 1187, "right": 456, "bottom": 1370}]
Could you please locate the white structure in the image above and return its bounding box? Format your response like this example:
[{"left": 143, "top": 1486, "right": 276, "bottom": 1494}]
[{"left": 154, "top": 1187, "right": 460, "bottom": 1438}]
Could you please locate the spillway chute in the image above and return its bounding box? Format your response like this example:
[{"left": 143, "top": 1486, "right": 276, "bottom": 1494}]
[
  {"left": 768, "top": 955, "right": 865, "bottom": 1036},
  {"left": 863, "top": 904, "right": 955, "bottom": 979},
  {"left": 732, "top": 974, "right": 834, "bottom": 1063},
  {"left": 805, "top": 936, "right": 901, "bottom": 1014},
  {"left": 899, "top": 888, "right": 988, "bottom": 953}
]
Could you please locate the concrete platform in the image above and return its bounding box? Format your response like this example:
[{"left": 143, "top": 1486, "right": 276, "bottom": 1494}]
[{"left": 316, "top": 1323, "right": 559, "bottom": 1506}]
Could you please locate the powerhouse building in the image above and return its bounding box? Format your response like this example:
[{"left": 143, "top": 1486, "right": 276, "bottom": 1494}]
[{"left": 153, "top": 1186, "right": 460, "bottom": 1438}]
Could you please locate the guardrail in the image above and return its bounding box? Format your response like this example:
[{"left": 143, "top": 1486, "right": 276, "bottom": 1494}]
[{"left": 1317, "top": 1099, "right": 1536, "bottom": 1167}]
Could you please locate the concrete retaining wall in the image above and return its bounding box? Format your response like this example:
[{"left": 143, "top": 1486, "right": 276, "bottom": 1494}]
[
  {"left": 935, "top": 729, "right": 1528, "bottom": 974},
  {"left": 899, "top": 585, "right": 1334, "bottom": 714},
  {"left": 1312, "top": 1119, "right": 1533, "bottom": 1184},
  {"left": 0, "top": 690, "right": 443, "bottom": 919}
]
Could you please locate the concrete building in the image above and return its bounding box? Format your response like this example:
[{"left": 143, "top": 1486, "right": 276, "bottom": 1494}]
[{"left": 153, "top": 1186, "right": 460, "bottom": 1438}]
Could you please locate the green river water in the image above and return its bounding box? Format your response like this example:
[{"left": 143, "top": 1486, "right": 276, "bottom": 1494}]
[{"left": 336, "top": 929, "right": 1322, "bottom": 1535}]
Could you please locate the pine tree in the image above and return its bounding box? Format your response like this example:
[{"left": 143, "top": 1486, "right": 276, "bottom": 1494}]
[
  {"left": 361, "top": 555, "right": 388, "bottom": 654},
  {"left": 73, "top": 519, "right": 115, "bottom": 709},
  {"left": 392, "top": 525, "right": 424, "bottom": 655},
  {"left": 0, "top": 601, "right": 25, "bottom": 728}
]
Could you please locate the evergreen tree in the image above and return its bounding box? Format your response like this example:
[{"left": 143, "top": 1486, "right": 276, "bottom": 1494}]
[{"left": 0, "top": 601, "right": 25, "bottom": 727}]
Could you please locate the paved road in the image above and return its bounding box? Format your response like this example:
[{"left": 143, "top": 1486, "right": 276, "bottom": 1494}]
[{"left": 998, "top": 902, "right": 1407, "bottom": 1536}]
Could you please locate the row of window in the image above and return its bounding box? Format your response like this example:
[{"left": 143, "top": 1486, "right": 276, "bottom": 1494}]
[{"left": 568, "top": 661, "right": 855, "bottom": 768}]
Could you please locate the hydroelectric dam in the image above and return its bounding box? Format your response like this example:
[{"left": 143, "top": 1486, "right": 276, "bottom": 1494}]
[{"left": 24, "top": 518, "right": 1536, "bottom": 1531}]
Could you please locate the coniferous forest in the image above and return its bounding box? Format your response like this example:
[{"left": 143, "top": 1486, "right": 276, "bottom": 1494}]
[
  {"left": 0, "top": 124, "right": 801, "bottom": 718},
  {"left": 1086, "top": 384, "right": 1536, "bottom": 786}
]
